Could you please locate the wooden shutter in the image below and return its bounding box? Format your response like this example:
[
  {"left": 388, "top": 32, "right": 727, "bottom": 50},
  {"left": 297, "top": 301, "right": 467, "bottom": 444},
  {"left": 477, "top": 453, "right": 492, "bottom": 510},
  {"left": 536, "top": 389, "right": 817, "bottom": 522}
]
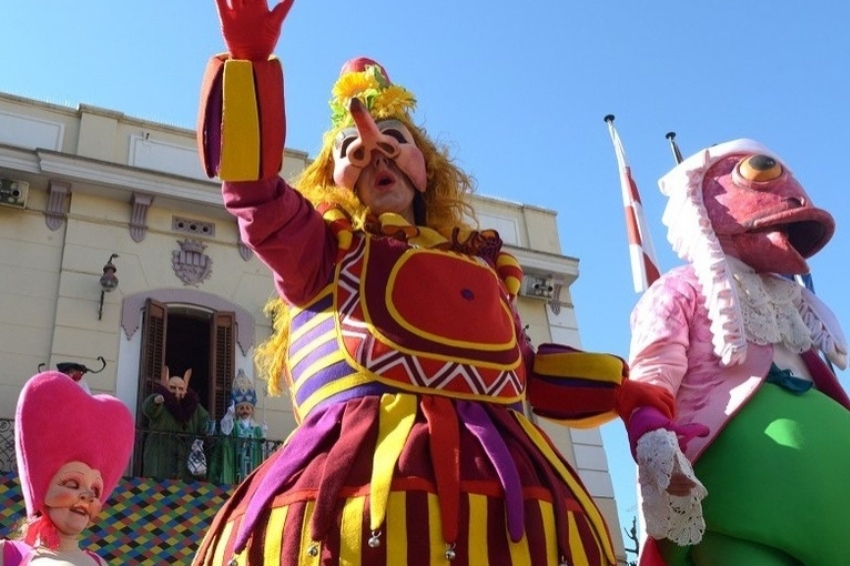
[
  {"left": 134, "top": 298, "right": 167, "bottom": 475},
  {"left": 138, "top": 299, "right": 167, "bottom": 417},
  {"left": 210, "top": 311, "right": 236, "bottom": 421}
]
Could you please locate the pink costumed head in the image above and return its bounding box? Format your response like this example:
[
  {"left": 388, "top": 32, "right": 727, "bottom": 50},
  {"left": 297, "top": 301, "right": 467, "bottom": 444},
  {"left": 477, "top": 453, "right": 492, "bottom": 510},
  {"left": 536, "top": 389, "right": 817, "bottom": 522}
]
[{"left": 15, "top": 371, "right": 135, "bottom": 519}]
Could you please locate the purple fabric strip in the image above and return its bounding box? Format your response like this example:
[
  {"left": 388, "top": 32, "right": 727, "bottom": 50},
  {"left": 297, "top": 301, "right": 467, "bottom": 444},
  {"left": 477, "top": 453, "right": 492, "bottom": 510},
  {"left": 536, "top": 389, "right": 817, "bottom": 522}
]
[
  {"left": 456, "top": 400, "right": 525, "bottom": 542},
  {"left": 306, "top": 382, "right": 394, "bottom": 416},
  {"left": 293, "top": 359, "right": 358, "bottom": 407},
  {"left": 234, "top": 402, "right": 346, "bottom": 552},
  {"left": 291, "top": 336, "right": 341, "bottom": 376},
  {"left": 289, "top": 295, "right": 334, "bottom": 340},
  {"left": 206, "top": 71, "right": 223, "bottom": 174}
]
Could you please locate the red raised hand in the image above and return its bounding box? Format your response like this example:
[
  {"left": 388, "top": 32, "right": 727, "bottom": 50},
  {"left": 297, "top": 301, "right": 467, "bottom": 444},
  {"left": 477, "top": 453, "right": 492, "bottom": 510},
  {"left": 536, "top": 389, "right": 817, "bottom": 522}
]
[{"left": 215, "top": 0, "right": 294, "bottom": 61}]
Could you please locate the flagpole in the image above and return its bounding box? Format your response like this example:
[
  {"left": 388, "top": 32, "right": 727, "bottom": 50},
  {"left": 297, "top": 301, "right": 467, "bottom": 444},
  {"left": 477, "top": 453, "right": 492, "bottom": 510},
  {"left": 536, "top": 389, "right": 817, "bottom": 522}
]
[
  {"left": 604, "top": 115, "right": 661, "bottom": 293},
  {"left": 665, "top": 132, "right": 684, "bottom": 164}
]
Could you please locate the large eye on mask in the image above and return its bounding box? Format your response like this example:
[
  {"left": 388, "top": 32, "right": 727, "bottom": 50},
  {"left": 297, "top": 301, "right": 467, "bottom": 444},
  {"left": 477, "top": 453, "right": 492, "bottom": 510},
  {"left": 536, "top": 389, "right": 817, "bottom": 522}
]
[
  {"left": 736, "top": 154, "right": 784, "bottom": 184},
  {"left": 335, "top": 128, "right": 358, "bottom": 159},
  {"left": 377, "top": 120, "right": 414, "bottom": 144}
]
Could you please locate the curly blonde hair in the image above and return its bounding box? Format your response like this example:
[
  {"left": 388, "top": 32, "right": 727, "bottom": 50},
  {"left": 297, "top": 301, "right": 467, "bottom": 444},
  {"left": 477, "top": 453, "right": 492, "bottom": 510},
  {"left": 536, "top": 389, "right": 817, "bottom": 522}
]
[{"left": 255, "top": 116, "right": 478, "bottom": 398}]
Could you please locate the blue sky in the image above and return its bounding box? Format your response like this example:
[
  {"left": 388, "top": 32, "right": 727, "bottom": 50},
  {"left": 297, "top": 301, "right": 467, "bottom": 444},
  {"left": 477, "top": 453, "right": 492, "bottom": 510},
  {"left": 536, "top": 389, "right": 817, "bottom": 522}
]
[{"left": 4, "top": 0, "right": 849, "bottom": 539}]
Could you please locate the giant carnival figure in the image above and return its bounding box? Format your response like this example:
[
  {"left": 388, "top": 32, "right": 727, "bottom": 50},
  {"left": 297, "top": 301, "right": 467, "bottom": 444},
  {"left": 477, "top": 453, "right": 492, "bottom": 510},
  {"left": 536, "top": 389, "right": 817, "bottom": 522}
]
[
  {"left": 1, "top": 371, "right": 134, "bottom": 566},
  {"left": 190, "top": 1, "right": 658, "bottom": 564},
  {"left": 623, "top": 139, "right": 849, "bottom": 565}
]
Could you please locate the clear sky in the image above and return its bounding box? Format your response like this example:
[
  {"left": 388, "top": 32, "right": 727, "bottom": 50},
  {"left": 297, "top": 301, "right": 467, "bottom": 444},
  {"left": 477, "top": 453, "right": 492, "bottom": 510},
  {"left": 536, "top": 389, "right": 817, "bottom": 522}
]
[{"left": 3, "top": 0, "right": 849, "bottom": 542}]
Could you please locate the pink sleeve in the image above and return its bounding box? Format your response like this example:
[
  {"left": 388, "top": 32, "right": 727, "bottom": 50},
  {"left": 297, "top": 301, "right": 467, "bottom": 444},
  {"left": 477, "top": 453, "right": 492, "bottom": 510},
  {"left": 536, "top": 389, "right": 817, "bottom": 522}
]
[
  {"left": 628, "top": 271, "right": 699, "bottom": 397},
  {"left": 222, "top": 177, "right": 337, "bottom": 305}
]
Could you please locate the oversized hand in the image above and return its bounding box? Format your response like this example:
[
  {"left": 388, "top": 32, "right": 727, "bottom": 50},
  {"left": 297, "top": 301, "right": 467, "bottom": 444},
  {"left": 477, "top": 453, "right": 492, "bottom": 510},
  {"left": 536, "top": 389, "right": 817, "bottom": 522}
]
[
  {"left": 627, "top": 406, "right": 709, "bottom": 458},
  {"left": 215, "top": 0, "right": 294, "bottom": 61}
]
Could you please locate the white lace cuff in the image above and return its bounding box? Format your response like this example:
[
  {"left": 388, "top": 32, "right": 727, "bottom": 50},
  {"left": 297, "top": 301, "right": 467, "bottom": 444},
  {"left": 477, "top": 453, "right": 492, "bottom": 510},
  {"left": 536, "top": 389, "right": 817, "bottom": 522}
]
[{"left": 636, "top": 429, "right": 708, "bottom": 546}]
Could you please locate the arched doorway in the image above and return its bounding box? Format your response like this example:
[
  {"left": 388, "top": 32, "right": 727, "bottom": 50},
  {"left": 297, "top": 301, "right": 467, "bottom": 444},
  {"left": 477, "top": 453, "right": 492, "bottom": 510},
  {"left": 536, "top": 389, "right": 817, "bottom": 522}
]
[{"left": 132, "top": 299, "right": 237, "bottom": 476}]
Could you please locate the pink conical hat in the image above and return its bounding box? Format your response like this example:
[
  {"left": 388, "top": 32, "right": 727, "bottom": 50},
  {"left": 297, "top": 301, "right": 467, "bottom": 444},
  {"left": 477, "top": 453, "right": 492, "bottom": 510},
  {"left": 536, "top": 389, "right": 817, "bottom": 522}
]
[{"left": 15, "top": 371, "right": 135, "bottom": 517}]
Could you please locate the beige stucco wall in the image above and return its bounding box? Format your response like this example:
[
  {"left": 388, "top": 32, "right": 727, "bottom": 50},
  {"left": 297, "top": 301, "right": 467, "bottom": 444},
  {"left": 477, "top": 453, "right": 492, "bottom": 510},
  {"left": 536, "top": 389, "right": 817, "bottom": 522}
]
[{"left": 0, "top": 91, "right": 627, "bottom": 563}]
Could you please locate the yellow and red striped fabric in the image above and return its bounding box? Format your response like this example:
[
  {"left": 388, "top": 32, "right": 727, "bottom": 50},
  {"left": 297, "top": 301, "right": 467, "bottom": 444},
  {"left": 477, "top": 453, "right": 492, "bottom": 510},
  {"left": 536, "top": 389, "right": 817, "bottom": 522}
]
[{"left": 197, "top": 54, "right": 285, "bottom": 181}]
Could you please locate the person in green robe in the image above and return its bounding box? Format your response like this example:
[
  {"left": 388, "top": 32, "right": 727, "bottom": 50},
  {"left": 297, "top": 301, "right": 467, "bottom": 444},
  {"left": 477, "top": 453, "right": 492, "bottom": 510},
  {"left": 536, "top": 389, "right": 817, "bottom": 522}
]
[
  {"left": 142, "top": 367, "right": 211, "bottom": 482},
  {"left": 210, "top": 371, "right": 266, "bottom": 485}
]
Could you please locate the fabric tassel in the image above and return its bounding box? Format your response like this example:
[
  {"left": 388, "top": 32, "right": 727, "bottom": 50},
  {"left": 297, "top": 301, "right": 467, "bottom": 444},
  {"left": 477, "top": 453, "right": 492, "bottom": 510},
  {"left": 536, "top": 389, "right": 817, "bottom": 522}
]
[
  {"left": 421, "top": 395, "right": 461, "bottom": 544},
  {"left": 456, "top": 401, "right": 525, "bottom": 543},
  {"left": 370, "top": 394, "right": 417, "bottom": 531}
]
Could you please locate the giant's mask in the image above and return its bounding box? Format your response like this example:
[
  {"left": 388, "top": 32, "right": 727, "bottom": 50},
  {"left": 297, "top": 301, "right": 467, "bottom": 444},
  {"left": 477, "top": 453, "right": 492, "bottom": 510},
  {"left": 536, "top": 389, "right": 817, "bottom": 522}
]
[
  {"left": 661, "top": 139, "right": 834, "bottom": 275},
  {"left": 328, "top": 58, "right": 426, "bottom": 194}
]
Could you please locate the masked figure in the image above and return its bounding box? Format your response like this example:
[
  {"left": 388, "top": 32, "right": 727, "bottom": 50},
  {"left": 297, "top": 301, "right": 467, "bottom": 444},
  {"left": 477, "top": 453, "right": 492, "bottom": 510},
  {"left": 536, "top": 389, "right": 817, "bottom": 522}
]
[
  {"left": 1, "top": 371, "right": 134, "bottom": 566},
  {"left": 623, "top": 140, "right": 850, "bottom": 565},
  {"left": 210, "top": 372, "right": 266, "bottom": 484},
  {"left": 141, "top": 366, "right": 211, "bottom": 481},
  {"left": 190, "top": 1, "right": 656, "bottom": 564}
]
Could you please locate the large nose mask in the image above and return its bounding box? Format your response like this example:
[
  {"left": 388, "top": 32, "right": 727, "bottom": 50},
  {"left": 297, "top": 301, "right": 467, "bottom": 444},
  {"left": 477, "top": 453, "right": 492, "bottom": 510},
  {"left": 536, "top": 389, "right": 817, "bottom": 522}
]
[{"left": 332, "top": 98, "right": 427, "bottom": 192}]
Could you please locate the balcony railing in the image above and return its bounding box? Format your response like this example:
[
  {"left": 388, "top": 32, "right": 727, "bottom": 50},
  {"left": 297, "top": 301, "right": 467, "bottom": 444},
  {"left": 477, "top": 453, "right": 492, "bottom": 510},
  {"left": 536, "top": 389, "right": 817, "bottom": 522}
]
[{"left": 0, "top": 417, "right": 283, "bottom": 485}]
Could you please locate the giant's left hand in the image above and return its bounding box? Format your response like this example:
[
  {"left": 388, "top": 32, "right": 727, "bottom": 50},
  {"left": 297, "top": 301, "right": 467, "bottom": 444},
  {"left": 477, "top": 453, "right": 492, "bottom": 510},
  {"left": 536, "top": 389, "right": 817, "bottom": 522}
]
[{"left": 215, "top": 0, "right": 294, "bottom": 60}]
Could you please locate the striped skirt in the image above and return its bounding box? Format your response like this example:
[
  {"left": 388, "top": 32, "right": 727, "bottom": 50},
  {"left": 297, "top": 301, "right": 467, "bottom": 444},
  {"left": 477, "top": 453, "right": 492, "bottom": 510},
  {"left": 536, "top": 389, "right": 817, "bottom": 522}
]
[{"left": 193, "top": 394, "right": 616, "bottom": 566}]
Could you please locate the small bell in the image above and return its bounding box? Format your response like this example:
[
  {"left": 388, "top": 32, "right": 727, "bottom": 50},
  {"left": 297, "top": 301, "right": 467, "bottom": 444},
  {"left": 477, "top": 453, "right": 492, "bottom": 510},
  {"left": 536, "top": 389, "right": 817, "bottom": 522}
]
[
  {"left": 368, "top": 530, "right": 382, "bottom": 548},
  {"left": 559, "top": 556, "right": 570, "bottom": 566},
  {"left": 307, "top": 544, "right": 319, "bottom": 557},
  {"left": 444, "top": 543, "right": 457, "bottom": 561},
  {"left": 227, "top": 559, "right": 238, "bottom": 566}
]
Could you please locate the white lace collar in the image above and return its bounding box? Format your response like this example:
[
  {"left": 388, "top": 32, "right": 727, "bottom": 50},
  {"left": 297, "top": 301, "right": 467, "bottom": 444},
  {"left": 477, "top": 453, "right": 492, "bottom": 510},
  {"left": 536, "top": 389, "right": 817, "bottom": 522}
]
[{"left": 727, "top": 257, "right": 812, "bottom": 353}]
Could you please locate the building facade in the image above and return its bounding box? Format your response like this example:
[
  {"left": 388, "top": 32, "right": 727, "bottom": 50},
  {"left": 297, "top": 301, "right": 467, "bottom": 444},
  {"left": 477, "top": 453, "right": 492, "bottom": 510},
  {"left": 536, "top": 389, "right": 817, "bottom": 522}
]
[{"left": 0, "top": 91, "right": 627, "bottom": 564}]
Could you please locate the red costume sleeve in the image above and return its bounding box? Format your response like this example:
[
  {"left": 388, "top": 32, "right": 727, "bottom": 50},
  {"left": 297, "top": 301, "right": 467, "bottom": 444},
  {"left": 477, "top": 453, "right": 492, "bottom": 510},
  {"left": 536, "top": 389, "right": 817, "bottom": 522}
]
[{"left": 222, "top": 177, "right": 338, "bottom": 306}]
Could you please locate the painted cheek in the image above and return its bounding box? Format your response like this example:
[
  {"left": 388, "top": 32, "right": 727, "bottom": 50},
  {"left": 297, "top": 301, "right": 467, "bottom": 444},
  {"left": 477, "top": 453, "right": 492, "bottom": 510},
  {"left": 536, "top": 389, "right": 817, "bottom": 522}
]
[
  {"left": 394, "top": 145, "right": 427, "bottom": 192},
  {"left": 44, "top": 486, "right": 78, "bottom": 508},
  {"left": 88, "top": 500, "right": 103, "bottom": 518},
  {"left": 333, "top": 158, "right": 362, "bottom": 190}
]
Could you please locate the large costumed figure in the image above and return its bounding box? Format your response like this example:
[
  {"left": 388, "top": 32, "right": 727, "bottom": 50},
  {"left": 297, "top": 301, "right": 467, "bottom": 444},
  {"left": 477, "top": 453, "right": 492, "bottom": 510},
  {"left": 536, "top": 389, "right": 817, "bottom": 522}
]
[
  {"left": 1, "top": 371, "right": 134, "bottom": 566},
  {"left": 142, "top": 366, "right": 211, "bottom": 481},
  {"left": 209, "top": 372, "right": 267, "bottom": 485},
  {"left": 191, "top": 1, "right": 658, "bottom": 564},
  {"left": 623, "top": 139, "right": 850, "bottom": 565}
]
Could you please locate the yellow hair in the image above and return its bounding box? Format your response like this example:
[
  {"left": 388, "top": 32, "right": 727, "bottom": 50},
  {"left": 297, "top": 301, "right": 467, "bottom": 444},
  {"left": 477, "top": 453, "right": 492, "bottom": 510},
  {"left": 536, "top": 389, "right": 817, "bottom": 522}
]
[{"left": 255, "top": 115, "right": 478, "bottom": 398}]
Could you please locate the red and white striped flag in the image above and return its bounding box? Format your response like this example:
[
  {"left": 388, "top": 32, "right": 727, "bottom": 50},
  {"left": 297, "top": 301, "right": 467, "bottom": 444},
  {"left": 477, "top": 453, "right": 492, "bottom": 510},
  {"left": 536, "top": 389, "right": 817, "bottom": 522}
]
[{"left": 605, "top": 117, "right": 661, "bottom": 292}]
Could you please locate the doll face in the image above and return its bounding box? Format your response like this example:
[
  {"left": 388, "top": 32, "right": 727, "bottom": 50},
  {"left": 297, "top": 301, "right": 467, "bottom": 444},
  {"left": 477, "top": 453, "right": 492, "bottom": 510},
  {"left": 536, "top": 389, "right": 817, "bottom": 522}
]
[
  {"left": 44, "top": 461, "right": 104, "bottom": 537},
  {"left": 236, "top": 402, "right": 254, "bottom": 420},
  {"left": 168, "top": 377, "right": 187, "bottom": 400}
]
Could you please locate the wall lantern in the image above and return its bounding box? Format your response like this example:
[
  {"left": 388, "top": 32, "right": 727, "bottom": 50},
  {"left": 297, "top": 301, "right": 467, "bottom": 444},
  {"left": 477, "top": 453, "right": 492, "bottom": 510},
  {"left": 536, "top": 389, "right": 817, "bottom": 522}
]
[{"left": 98, "top": 253, "right": 119, "bottom": 320}]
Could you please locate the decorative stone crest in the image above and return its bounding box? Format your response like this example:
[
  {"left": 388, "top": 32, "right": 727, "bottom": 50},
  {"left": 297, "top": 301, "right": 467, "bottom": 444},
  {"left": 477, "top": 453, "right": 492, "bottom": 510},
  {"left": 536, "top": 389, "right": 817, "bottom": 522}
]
[{"left": 172, "top": 239, "right": 213, "bottom": 286}]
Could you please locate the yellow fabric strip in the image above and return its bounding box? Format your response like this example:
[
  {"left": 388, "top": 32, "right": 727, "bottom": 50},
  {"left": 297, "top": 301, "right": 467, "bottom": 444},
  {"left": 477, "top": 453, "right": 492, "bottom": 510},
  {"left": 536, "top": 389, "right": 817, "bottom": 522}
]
[
  {"left": 290, "top": 350, "right": 349, "bottom": 395},
  {"left": 288, "top": 309, "right": 334, "bottom": 346},
  {"left": 339, "top": 496, "right": 365, "bottom": 564},
  {"left": 370, "top": 394, "right": 417, "bottom": 530},
  {"left": 263, "top": 506, "right": 288, "bottom": 565},
  {"left": 298, "top": 500, "right": 320, "bottom": 566},
  {"left": 297, "top": 373, "right": 376, "bottom": 417},
  {"left": 556, "top": 411, "right": 619, "bottom": 430},
  {"left": 539, "top": 499, "right": 558, "bottom": 566},
  {"left": 508, "top": 525, "right": 531, "bottom": 565},
  {"left": 211, "top": 521, "right": 233, "bottom": 566},
  {"left": 512, "top": 412, "right": 616, "bottom": 565},
  {"left": 533, "top": 351, "right": 624, "bottom": 385},
  {"left": 427, "top": 492, "right": 445, "bottom": 566},
  {"left": 386, "top": 492, "right": 408, "bottom": 563},
  {"left": 468, "top": 494, "right": 489, "bottom": 564},
  {"left": 568, "top": 511, "right": 592, "bottom": 566},
  {"left": 220, "top": 59, "right": 261, "bottom": 181}
]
